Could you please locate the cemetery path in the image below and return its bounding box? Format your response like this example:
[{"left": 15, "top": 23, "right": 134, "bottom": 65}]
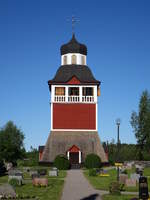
[{"left": 61, "top": 169, "right": 102, "bottom": 200}]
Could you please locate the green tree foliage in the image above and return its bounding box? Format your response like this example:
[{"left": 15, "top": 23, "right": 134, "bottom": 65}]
[
  {"left": 131, "top": 90, "right": 150, "bottom": 160},
  {"left": 85, "top": 153, "right": 101, "bottom": 169},
  {"left": 104, "top": 141, "right": 138, "bottom": 163},
  {"left": 24, "top": 146, "right": 39, "bottom": 166},
  {"left": 0, "top": 121, "right": 25, "bottom": 164}
]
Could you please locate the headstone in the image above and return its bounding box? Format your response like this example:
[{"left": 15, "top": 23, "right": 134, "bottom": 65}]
[
  {"left": 32, "top": 178, "right": 48, "bottom": 187},
  {"left": 38, "top": 169, "right": 47, "bottom": 176},
  {"left": 30, "top": 170, "right": 38, "bottom": 177},
  {"left": 139, "top": 176, "right": 149, "bottom": 200},
  {"left": 8, "top": 175, "right": 23, "bottom": 186},
  {"left": 0, "top": 184, "right": 16, "bottom": 198},
  {"left": 49, "top": 170, "right": 58, "bottom": 177},
  {"left": 23, "top": 167, "right": 30, "bottom": 172},
  {"left": 125, "top": 178, "right": 136, "bottom": 187},
  {"left": 49, "top": 168, "right": 58, "bottom": 177},
  {"left": 130, "top": 173, "right": 140, "bottom": 183},
  {"left": 119, "top": 174, "right": 128, "bottom": 184},
  {"left": 95, "top": 168, "right": 101, "bottom": 174},
  {"left": 125, "top": 162, "right": 134, "bottom": 170},
  {"left": 8, "top": 169, "right": 23, "bottom": 177},
  {"left": 8, "top": 169, "right": 23, "bottom": 186},
  {"left": 32, "top": 173, "right": 40, "bottom": 180},
  {"left": 5, "top": 162, "right": 13, "bottom": 171}
]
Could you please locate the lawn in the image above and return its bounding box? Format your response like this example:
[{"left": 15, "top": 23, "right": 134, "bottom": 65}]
[
  {"left": 16, "top": 179, "right": 64, "bottom": 200},
  {"left": 0, "top": 169, "right": 67, "bottom": 200},
  {"left": 102, "top": 194, "right": 138, "bottom": 200},
  {"left": 84, "top": 167, "right": 150, "bottom": 192}
]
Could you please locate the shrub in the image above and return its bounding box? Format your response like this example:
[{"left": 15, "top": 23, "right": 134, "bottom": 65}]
[
  {"left": 109, "top": 181, "right": 121, "bottom": 195},
  {"left": 89, "top": 168, "right": 97, "bottom": 176},
  {"left": 122, "top": 169, "right": 128, "bottom": 174},
  {"left": 0, "top": 161, "right": 6, "bottom": 176},
  {"left": 54, "top": 155, "right": 70, "bottom": 170},
  {"left": 85, "top": 154, "right": 101, "bottom": 169},
  {"left": 9, "top": 178, "right": 21, "bottom": 187}
]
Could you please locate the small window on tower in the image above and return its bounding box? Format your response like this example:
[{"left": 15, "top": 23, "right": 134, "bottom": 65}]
[
  {"left": 71, "top": 55, "right": 77, "bottom": 64},
  {"left": 69, "top": 87, "right": 79, "bottom": 96},
  {"left": 63, "top": 56, "right": 67, "bottom": 65},
  {"left": 82, "top": 56, "right": 85, "bottom": 65},
  {"left": 55, "top": 87, "right": 65, "bottom": 96},
  {"left": 82, "top": 87, "right": 93, "bottom": 96}
]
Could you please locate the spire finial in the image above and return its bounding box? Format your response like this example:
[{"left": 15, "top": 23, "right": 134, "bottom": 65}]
[{"left": 67, "top": 15, "right": 79, "bottom": 35}]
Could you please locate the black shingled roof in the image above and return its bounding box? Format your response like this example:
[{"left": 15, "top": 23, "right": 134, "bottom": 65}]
[{"left": 48, "top": 65, "right": 100, "bottom": 85}]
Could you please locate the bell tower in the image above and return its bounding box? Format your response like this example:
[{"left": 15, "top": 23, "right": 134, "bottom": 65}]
[{"left": 40, "top": 34, "right": 108, "bottom": 166}]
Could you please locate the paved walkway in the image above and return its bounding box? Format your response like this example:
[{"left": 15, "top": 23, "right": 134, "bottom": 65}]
[{"left": 61, "top": 170, "right": 102, "bottom": 200}]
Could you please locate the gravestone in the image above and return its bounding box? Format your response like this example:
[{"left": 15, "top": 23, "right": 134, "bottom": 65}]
[
  {"left": 96, "top": 168, "right": 101, "bottom": 174},
  {"left": 49, "top": 168, "right": 58, "bottom": 177},
  {"left": 135, "top": 164, "right": 144, "bottom": 175},
  {"left": 8, "top": 169, "right": 23, "bottom": 176},
  {"left": 125, "top": 162, "right": 133, "bottom": 170},
  {"left": 23, "top": 167, "right": 30, "bottom": 172},
  {"left": 32, "top": 178, "right": 48, "bottom": 187},
  {"left": 125, "top": 178, "right": 136, "bottom": 187},
  {"left": 130, "top": 173, "right": 140, "bottom": 183},
  {"left": 0, "top": 184, "right": 16, "bottom": 198},
  {"left": 32, "top": 173, "right": 40, "bottom": 180},
  {"left": 5, "top": 162, "right": 13, "bottom": 171},
  {"left": 119, "top": 174, "right": 128, "bottom": 184},
  {"left": 139, "top": 176, "right": 149, "bottom": 200},
  {"left": 8, "top": 169, "right": 23, "bottom": 185},
  {"left": 38, "top": 169, "right": 47, "bottom": 176},
  {"left": 30, "top": 170, "right": 38, "bottom": 177}
]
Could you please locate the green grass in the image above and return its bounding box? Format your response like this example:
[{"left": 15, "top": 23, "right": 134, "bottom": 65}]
[
  {"left": 102, "top": 194, "right": 138, "bottom": 200},
  {"left": 16, "top": 179, "right": 64, "bottom": 200},
  {"left": 0, "top": 169, "right": 67, "bottom": 200},
  {"left": 84, "top": 169, "right": 116, "bottom": 190},
  {"left": 84, "top": 167, "right": 150, "bottom": 192},
  {"left": 0, "top": 175, "right": 8, "bottom": 185}
]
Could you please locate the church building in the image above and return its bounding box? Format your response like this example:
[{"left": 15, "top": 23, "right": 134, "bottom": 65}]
[{"left": 39, "top": 34, "right": 108, "bottom": 166}]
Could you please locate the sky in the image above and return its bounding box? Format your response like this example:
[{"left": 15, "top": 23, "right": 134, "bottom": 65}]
[{"left": 0, "top": 0, "right": 150, "bottom": 151}]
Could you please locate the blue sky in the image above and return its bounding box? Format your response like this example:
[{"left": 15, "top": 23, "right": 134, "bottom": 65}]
[{"left": 0, "top": 0, "right": 150, "bottom": 150}]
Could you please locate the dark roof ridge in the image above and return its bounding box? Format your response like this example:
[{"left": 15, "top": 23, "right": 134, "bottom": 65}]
[{"left": 48, "top": 65, "right": 100, "bottom": 85}]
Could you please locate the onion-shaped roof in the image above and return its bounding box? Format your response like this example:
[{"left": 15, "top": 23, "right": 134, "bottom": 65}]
[{"left": 60, "top": 34, "right": 87, "bottom": 55}]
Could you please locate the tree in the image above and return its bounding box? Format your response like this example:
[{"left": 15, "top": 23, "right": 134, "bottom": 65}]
[
  {"left": 131, "top": 90, "right": 150, "bottom": 160},
  {"left": 0, "top": 121, "right": 25, "bottom": 164}
]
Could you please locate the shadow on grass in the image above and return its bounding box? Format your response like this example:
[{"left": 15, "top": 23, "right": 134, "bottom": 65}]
[{"left": 80, "top": 193, "right": 99, "bottom": 200}]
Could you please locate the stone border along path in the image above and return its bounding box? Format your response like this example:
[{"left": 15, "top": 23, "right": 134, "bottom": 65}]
[{"left": 61, "top": 169, "right": 103, "bottom": 200}]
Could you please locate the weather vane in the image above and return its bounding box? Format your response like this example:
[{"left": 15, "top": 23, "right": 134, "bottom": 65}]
[{"left": 67, "top": 15, "right": 79, "bottom": 35}]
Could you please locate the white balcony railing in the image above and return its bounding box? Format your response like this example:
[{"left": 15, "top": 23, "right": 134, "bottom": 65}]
[
  {"left": 54, "top": 95, "right": 95, "bottom": 103},
  {"left": 82, "top": 96, "right": 94, "bottom": 102},
  {"left": 68, "top": 96, "right": 80, "bottom": 102},
  {"left": 54, "top": 96, "right": 66, "bottom": 102}
]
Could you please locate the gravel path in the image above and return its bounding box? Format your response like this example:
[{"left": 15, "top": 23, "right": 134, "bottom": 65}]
[{"left": 61, "top": 169, "right": 102, "bottom": 200}]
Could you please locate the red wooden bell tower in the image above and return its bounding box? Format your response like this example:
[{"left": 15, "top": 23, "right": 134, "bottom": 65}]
[{"left": 40, "top": 34, "right": 107, "bottom": 165}]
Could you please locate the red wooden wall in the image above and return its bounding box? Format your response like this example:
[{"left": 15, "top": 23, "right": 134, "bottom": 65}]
[{"left": 53, "top": 103, "right": 96, "bottom": 129}]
